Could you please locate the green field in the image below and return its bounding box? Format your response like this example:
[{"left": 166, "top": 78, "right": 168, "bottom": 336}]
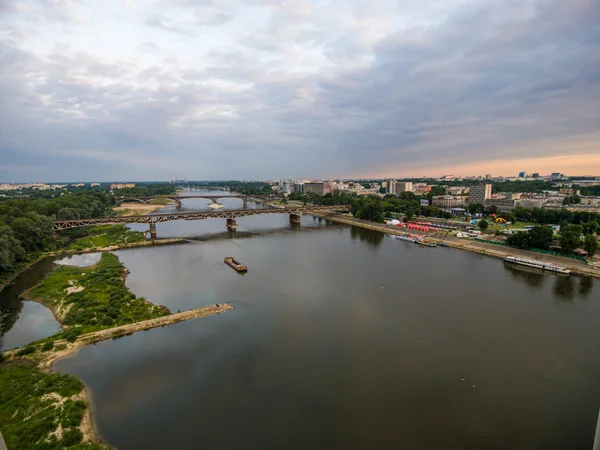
[{"left": 488, "top": 221, "right": 537, "bottom": 231}]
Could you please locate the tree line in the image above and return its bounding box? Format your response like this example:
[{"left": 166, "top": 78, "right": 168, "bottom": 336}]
[
  {"left": 289, "top": 191, "right": 454, "bottom": 222},
  {"left": 0, "top": 192, "right": 113, "bottom": 274}
]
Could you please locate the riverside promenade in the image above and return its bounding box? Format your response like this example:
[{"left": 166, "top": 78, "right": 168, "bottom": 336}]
[{"left": 313, "top": 212, "right": 600, "bottom": 279}]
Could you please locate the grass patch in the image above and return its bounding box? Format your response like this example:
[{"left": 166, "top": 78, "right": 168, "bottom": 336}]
[
  {"left": 67, "top": 225, "right": 145, "bottom": 251},
  {"left": 28, "top": 252, "right": 170, "bottom": 334},
  {"left": 488, "top": 221, "right": 537, "bottom": 231},
  {"left": 0, "top": 364, "right": 111, "bottom": 449}
]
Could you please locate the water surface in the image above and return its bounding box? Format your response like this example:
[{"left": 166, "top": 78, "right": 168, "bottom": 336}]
[{"left": 55, "top": 220, "right": 600, "bottom": 450}]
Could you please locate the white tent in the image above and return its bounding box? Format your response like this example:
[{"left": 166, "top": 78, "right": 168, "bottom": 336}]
[{"left": 389, "top": 219, "right": 401, "bottom": 226}]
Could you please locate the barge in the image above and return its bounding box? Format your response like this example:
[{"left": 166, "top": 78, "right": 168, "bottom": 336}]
[
  {"left": 504, "top": 256, "right": 570, "bottom": 275},
  {"left": 224, "top": 257, "right": 247, "bottom": 272}
]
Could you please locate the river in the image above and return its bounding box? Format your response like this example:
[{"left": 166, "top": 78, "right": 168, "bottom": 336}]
[{"left": 3, "top": 190, "right": 600, "bottom": 448}]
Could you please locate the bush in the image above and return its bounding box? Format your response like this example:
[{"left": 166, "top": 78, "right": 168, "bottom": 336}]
[
  {"left": 0, "top": 352, "right": 5, "bottom": 363},
  {"left": 62, "top": 329, "right": 82, "bottom": 343},
  {"left": 17, "top": 346, "right": 36, "bottom": 356},
  {"left": 61, "top": 428, "right": 83, "bottom": 446},
  {"left": 41, "top": 341, "right": 55, "bottom": 352}
]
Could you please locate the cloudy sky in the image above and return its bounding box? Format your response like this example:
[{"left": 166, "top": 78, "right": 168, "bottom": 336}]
[{"left": 1, "top": 0, "right": 599, "bottom": 182}]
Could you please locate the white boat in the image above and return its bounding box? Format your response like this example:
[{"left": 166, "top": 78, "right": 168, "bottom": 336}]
[
  {"left": 395, "top": 235, "right": 416, "bottom": 243},
  {"left": 504, "top": 256, "right": 571, "bottom": 274}
]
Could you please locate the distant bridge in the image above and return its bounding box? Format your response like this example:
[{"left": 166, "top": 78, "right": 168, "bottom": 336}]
[
  {"left": 54, "top": 205, "right": 352, "bottom": 238},
  {"left": 115, "top": 194, "right": 283, "bottom": 207}
]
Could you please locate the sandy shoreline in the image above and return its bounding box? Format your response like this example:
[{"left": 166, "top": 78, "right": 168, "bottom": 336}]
[
  {"left": 113, "top": 203, "right": 169, "bottom": 215},
  {"left": 313, "top": 212, "right": 600, "bottom": 278}
]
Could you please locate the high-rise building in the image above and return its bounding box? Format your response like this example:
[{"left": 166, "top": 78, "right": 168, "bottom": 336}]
[
  {"left": 468, "top": 184, "right": 492, "bottom": 205},
  {"left": 518, "top": 172, "right": 526, "bottom": 178},
  {"left": 396, "top": 182, "right": 413, "bottom": 193},
  {"left": 532, "top": 173, "right": 539, "bottom": 178},
  {"left": 386, "top": 180, "right": 396, "bottom": 195}
]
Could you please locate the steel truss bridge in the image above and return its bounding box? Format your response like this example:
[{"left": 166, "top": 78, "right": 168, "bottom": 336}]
[
  {"left": 115, "top": 194, "right": 282, "bottom": 206},
  {"left": 53, "top": 205, "right": 352, "bottom": 231}
]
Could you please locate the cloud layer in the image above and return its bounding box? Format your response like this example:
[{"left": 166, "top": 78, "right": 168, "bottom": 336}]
[{"left": 1, "top": 0, "right": 599, "bottom": 181}]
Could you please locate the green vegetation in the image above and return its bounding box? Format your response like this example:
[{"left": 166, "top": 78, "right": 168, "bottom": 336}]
[
  {"left": 507, "top": 226, "right": 554, "bottom": 251},
  {"left": 67, "top": 225, "right": 145, "bottom": 251},
  {"left": 584, "top": 234, "right": 599, "bottom": 258},
  {"left": 478, "top": 219, "right": 489, "bottom": 231},
  {"left": 112, "top": 183, "right": 176, "bottom": 197},
  {"left": 289, "top": 191, "right": 453, "bottom": 222},
  {"left": 559, "top": 225, "right": 583, "bottom": 254},
  {"left": 0, "top": 362, "right": 110, "bottom": 450},
  {"left": 0, "top": 192, "right": 114, "bottom": 277},
  {"left": 28, "top": 252, "right": 170, "bottom": 333}
]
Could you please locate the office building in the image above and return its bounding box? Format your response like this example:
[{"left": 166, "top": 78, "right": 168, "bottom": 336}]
[
  {"left": 468, "top": 184, "right": 492, "bottom": 205},
  {"left": 396, "top": 182, "right": 413, "bottom": 193},
  {"left": 432, "top": 196, "right": 467, "bottom": 209},
  {"left": 485, "top": 198, "right": 517, "bottom": 212},
  {"left": 518, "top": 172, "right": 526, "bottom": 178}
]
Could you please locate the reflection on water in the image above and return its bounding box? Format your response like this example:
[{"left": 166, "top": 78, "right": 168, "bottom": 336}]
[
  {"left": 55, "top": 252, "right": 102, "bottom": 267},
  {"left": 579, "top": 276, "right": 593, "bottom": 298},
  {"left": 0, "top": 257, "right": 60, "bottom": 350},
  {"left": 350, "top": 225, "right": 384, "bottom": 248},
  {"left": 554, "top": 275, "right": 575, "bottom": 301},
  {"left": 504, "top": 262, "right": 546, "bottom": 288}
]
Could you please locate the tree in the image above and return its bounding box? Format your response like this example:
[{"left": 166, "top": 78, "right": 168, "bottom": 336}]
[
  {"left": 478, "top": 219, "right": 488, "bottom": 231},
  {"left": 468, "top": 203, "right": 484, "bottom": 214},
  {"left": 507, "top": 231, "right": 530, "bottom": 249},
  {"left": 563, "top": 195, "right": 582, "bottom": 205},
  {"left": 560, "top": 224, "right": 583, "bottom": 254},
  {"left": 527, "top": 226, "right": 553, "bottom": 250},
  {"left": 584, "top": 234, "right": 599, "bottom": 258}
]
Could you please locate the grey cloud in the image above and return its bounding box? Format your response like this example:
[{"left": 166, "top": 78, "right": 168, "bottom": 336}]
[{"left": 1, "top": 0, "right": 599, "bottom": 181}]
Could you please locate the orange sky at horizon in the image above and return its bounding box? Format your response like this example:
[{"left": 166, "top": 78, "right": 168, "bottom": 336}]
[{"left": 389, "top": 154, "right": 600, "bottom": 178}]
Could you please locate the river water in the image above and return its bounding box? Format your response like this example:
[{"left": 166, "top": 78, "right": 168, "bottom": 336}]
[{"left": 3, "top": 191, "right": 600, "bottom": 448}]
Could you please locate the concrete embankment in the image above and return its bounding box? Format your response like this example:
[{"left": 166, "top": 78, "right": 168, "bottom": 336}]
[{"left": 313, "top": 212, "right": 600, "bottom": 279}]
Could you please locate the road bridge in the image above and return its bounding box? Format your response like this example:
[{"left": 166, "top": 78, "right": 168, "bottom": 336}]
[
  {"left": 54, "top": 205, "right": 352, "bottom": 239},
  {"left": 115, "top": 194, "right": 283, "bottom": 208}
]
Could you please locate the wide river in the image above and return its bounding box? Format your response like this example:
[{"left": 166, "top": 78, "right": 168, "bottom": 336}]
[{"left": 4, "top": 191, "right": 600, "bottom": 449}]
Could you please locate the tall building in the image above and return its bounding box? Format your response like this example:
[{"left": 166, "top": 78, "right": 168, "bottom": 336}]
[
  {"left": 386, "top": 180, "right": 396, "bottom": 195},
  {"left": 396, "top": 182, "right": 413, "bottom": 193},
  {"left": 468, "top": 184, "right": 492, "bottom": 205},
  {"left": 531, "top": 173, "right": 540, "bottom": 178},
  {"left": 518, "top": 172, "right": 526, "bottom": 178},
  {"left": 303, "top": 182, "right": 333, "bottom": 195}
]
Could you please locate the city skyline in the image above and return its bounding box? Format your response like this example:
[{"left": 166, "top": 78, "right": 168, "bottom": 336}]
[{"left": 1, "top": 0, "right": 599, "bottom": 182}]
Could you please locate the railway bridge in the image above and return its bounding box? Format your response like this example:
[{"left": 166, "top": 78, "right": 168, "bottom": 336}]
[
  {"left": 115, "top": 194, "right": 283, "bottom": 208},
  {"left": 54, "top": 205, "right": 352, "bottom": 239}
]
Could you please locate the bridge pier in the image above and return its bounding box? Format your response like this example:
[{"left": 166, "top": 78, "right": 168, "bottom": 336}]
[
  {"left": 149, "top": 223, "right": 157, "bottom": 241},
  {"left": 289, "top": 214, "right": 301, "bottom": 226},
  {"left": 243, "top": 198, "right": 247, "bottom": 209},
  {"left": 226, "top": 218, "right": 237, "bottom": 231}
]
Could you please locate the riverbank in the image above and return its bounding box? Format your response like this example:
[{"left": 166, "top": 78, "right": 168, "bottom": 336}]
[
  {"left": 113, "top": 203, "right": 170, "bottom": 216},
  {"left": 313, "top": 212, "right": 600, "bottom": 278}
]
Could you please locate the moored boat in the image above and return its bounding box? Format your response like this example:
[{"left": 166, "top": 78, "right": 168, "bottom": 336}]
[
  {"left": 395, "top": 234, "right": 417, "bottom": 243},
  {"left": 416, "top": 239, "right": 437, "bottom": 247},
  {"left": 504, "top": 256, "right": 570, "bottom": 274},
  {"left": 224, "top": 257, "right": 247, "bottom": 272}
]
